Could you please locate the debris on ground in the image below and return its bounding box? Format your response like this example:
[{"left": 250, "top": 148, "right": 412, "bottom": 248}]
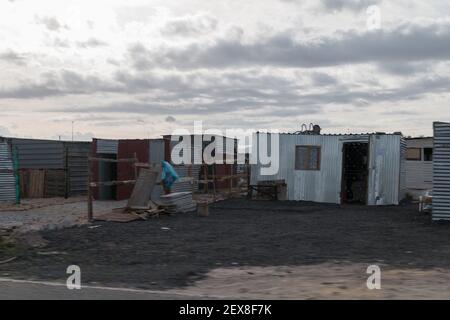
[
  {"left": 126, "top": 168, "right": 159, "bottom": 210},
  {"left": 0, "top": 257, "right": 17, "bottom": 265},
  {"left": 1, "top": 199, "right": 449, "bottom": 295},
  {"left": 0, "top": 197, "right": 86, "bottom": 213},
  {"left": 0, "top": 198, "right": 127, "bottom": 232},
  {"left": 158, "top": 192, "right": 197, "bottom": 214}
]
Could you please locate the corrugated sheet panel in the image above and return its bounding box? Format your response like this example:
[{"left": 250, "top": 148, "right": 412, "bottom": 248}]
[
  {"left": 405, "top": 162, "right": 433, "bottom": 189},
  {"left": 11, "top": 138, "right": 65, "bottom": 169},
  {"left": 171, "top": 165, "right": 201, "bottom": 193},
  {"left": 96, "top": 139, "right": 118, "bottom": 155},
  {"left": 251, "top": 133, "right": 344, "bottom": 204},
  {"left": 399, "top": 138, "right": 407, "bottom": 200},
  {"left": 433, "top": 122, "right": 450, "bottom": 221},
  {"left": 0, "top": 142, "right": 16, "bottom": 202},
  {"left": 405, "top": 138, "right": 433, "bottom": 197},
  {"left": 66, "top": 142, "right": 91, "bottom": 196},
  {"left": 149, "top": 139, "right": 165, "bottom": 164},
  {"left": 367, "top": 135, "right": 402, "bottom": 205}
]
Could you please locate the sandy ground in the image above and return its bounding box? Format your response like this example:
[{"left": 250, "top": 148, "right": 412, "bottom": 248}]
[
  {"left": 170, "top": 264, "right": 450, "bottom": 300},
  {"left": 1, "top": 199, "right": 450, "bottom": 299},
  {"left": 0, "top": 198, "right": 127, "bottom": 232}
]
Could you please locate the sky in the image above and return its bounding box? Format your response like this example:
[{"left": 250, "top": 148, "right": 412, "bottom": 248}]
[{"left": 0, "top": 0, "right": 449, "bottom": 141}]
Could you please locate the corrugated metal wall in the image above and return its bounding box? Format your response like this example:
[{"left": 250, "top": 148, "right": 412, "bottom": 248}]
[
  {"left": 0, "top": 142, "right": 16, "bottom": 202},
  {"left": 251, "top": 133, "right": 344, "bottom": 204},
  {"left": 400, "top": 138, "right": 407, "bottom": 200},
  {"left": 11, "top": 138, "right": 65, "bottom": 169},
  {"left": 66, "top": 142, "right": 91, "bottom": 196},
  {"left": 367, "top": 135, "right": 402, "bottom": 205},
  {"left": 171, "top": 165, "right": 201, "bottom": 193},
  {"left": 433, "top": 122, "right": 450, "bottom": 221},
  {"left": 405, "top": 138, "right": 433, "bottom": 198},
  {"left": 251, "top": 133, "right": 403, "bottom": 205},
  {"left": 117, "top": 140, "right": 149, "bottom": 200},
  {"left": 149, "top": 139, "right": 165, "bottom": 164},
  {"left": 5, "top": 138, "right": 91, "bottom": 198}
]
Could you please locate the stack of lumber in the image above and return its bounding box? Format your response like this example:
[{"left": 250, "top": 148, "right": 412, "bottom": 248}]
[{"left": 158, "top": 192, "right": 197, "bottom": 214}]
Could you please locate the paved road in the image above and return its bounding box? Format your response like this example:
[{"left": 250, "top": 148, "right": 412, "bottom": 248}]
[{"left": 0, "top": 278, "right": 210, "bottom": 300}]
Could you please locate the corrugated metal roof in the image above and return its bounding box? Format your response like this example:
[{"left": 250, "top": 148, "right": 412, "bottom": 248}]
[
  {"left": 433, "top": 122, "right": 450, "bottom": 221},
  {"left": 96, "top": 139, "right": 118, "bottom": 155},
  {"left": 0, "top": 142, "right": 16, "bottom": 202},
  {"left": 276, "top": 132, "right": 403, "bottom": 137}
]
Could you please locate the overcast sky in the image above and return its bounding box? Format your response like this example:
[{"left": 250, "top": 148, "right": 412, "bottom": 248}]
[{"left": 0, "top": 0, "right": 449, "bottom": 140}]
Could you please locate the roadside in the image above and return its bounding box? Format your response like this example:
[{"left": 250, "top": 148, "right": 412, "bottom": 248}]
[{"left": 1, "top": 199, "right": 449, "bottom": 299}]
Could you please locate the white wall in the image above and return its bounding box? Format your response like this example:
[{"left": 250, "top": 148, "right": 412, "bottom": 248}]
[{"left": 405, "top": 138, "right": 433, "bottom": 199}]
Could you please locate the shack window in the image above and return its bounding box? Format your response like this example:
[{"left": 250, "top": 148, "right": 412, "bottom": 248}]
[
  {"left": 406, "top": 148, "right": 421, "bottom": 161},
  {"left": 424, "top": 148, "right": 433, "bottom": 161},
  {"left": 295, "top": 146, "right": 321, "bottom": 171}
]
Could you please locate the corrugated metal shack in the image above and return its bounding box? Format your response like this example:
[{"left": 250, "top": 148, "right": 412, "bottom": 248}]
[
  {"left": 91, "top": 135, "right": 238, "bottom": 200},
  {"left": 0, "top": 137, "right": 91, "bottom": 199},
  {"left": 0, "top": 140, "right": 17, "bottom": 202},
  {"left": 163, "top": 134, "right": 238, "bottom": 192},
  {"left": 251, "top": 132, "right": 406, "bottom": 205},
  {"left": 91, "top": 138, "right": 164, "bottom": 200},
  {"left": 432, "top": 122, "right": 450, "bottom": 221},
  {"left": 405, "top": 137, "right": 433, "bottom": 199}
]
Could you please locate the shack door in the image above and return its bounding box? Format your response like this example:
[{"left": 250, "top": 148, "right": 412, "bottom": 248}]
[{"left": 341, "top": 142, "right": 369, "bottom": 204}]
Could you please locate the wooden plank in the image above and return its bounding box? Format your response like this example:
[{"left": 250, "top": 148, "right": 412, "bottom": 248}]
[
  {"left": 28, "top": 170, "right": 45, "bottom": 198},
  {"left": 88, "top": 157, "right": 137, "bottom": 163},
  {"left": 89, "top": 180, "right": 136, "bottom": 187},
  {"left": 126, "top": 168, "right": 158, "bottom": 210}
]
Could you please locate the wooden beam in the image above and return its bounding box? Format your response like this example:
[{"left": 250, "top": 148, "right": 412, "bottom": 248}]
[
  {"left": 88, "top": 157, "right": 137, "bottom": 163},
  {"left": 89, "top": 180, "right": 136, "bottom": 187}
]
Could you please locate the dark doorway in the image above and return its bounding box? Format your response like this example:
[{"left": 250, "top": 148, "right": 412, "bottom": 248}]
[
  {"left": 341, "top": 143, "right": 369, "bottom": 204},
  {"left": 98, "top": 153, "right": 117, "bottom": 200}
]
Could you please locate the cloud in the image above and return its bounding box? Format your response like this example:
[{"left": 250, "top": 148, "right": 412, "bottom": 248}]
[
  {"left": 161, "top": 14, "right": 218, "bottom": 37},
  {"left": 319, "top": 0, "right": 382, "bottom": 12},
  {"left": 377, "top": 62, "right": 432, "bottom": 75},
  {"left": 36, "top": 16, "right": 66, "bottom": 32},
  {"left": 311, "top": 72, "right": 338, "bottom": 86},
  {"left": 0, "top": 126, "right": 11, "bottom": 136},
  {"left": 130, "top": 20, "right": 450, "bottom": 70},
  {"left": 77, "top": 38, "right": 108, "bottom": 48},
  {"left": 165, "top": 116, "right": 176, "bottom": 123},
  {"left": 0, "top": 70, "right": 121, "bottom": 99},
  {"left": 0, "top": 50, "right": 26, "bottom": 65}
]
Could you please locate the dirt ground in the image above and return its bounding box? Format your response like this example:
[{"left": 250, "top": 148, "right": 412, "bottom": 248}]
[
  {"left": 1, "top": 199, "right": 450, "bottom": 299},
  {"left": 0, "top": 197, "right": 126, "bottom": 232}
]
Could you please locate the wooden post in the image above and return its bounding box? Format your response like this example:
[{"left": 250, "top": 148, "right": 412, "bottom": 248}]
[
  {"left": 212, "top": 164, "right": 216, "bottom": 201},
  {"left": 203, "top": 164, "right": 209, "bottom": 194},
  {"left": 133, "top": 152, "right": 138, "bottom": 180},
  {"left": 228, "top": 166, "right": 232, "bottom": 197},
  {"left": 87, "top": 157, "right": 93, "bottom": 222},
  {"left": 246, "top": 163, "right": 251, "bottom": 199},
  {"left": 64, "top": 146, "right": 69, "bottom": 199}
]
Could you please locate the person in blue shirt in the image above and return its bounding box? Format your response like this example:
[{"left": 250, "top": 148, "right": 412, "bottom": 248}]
[{"left": 161, "top": 160, "right": 179, "bottom": 194}]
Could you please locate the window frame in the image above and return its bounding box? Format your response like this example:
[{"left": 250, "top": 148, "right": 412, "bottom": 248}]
[
  {"left": 295, "top": 145, "right": 322, "bottom": 171},
  {"left": 406, "top": 147, "right": 422, "bottom": 161}
]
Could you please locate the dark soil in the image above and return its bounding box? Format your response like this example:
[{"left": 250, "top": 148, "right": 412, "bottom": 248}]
[{"left": 1, "top": 200, "right": 449, "bottom": 290}]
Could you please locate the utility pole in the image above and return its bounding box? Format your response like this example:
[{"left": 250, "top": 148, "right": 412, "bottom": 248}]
[{"left": 71, "top": 120, "right": 75, "bottom": 142}]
